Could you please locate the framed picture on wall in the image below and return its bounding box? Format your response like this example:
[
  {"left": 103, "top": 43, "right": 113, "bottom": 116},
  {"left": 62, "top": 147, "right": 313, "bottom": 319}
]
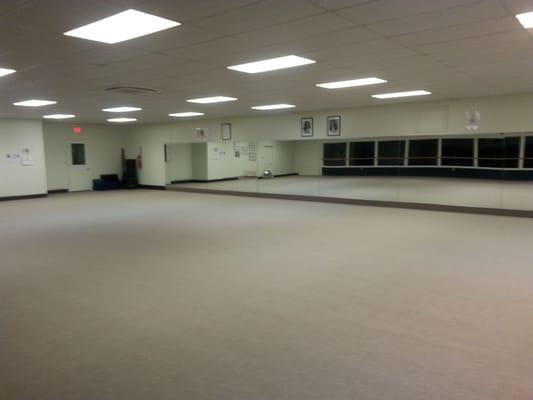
[
  {"left": 301, "top": 117, "right": 313, "bottom": 137},
  {"left": 221, "top": 123, "right": 232, "bottom": 140},
  {"left": 327, "top": 116, "right": 341, "bottom": 136}
]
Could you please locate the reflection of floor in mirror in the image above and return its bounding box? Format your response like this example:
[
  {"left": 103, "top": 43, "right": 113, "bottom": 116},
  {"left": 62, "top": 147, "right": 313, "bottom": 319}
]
[{"left": 167, "top": 175, "right": 533, "bottom": 210}]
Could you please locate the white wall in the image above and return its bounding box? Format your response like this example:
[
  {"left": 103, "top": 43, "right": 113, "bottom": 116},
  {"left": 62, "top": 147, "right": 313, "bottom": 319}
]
[
  {"left": 166, "top": 143, "right": 193, "bottom": 183},
  {"left": 0, "top": 119, "right": 47, "bottom": 197},
  {"left": 294, "top": 141, "right": 322, "bottom": 176},
  {"left": 191, "top": 143, "right": 208, "bottom": 181},
  {"left": 43, "top": 122, "right": 125, "bottom": 191},
  {"left": 272, "top": 141, "right": 295, "bottom": 176}
]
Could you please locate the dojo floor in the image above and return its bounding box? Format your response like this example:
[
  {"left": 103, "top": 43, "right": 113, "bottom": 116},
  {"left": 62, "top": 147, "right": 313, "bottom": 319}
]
[
  {"left": 168, "top": 176, "right": 533, "bottom": 210},
  {"left": 1, "top": 190, "right": 533, "bottom": 400}
]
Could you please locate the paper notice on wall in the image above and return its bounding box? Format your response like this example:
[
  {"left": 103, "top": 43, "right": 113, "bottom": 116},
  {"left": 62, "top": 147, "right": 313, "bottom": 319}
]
[
  {"left": 21, "top": 148, "right": 34, "bottom": 166},
  {"left": 248, "top": 143, "right": 257, "bottom": 161},
  {"left": 240, "top": 143, "right": 249, "bottom": 157},
  {"left": 233, "top": 142, "right": 241, "bottom": 157},
  {"left": 6, "top": 153, "right": 20, "bottom": 163}
]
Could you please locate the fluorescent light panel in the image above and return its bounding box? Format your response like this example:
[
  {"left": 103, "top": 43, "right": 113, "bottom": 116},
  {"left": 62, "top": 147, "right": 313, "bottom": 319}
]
[
  {"left": 317, "top": 77, "right": 387, "bottom": 89},
  {"left": 187, "top": 96, "right": 237, "bottom": 104},
  {"left": 108, "top": 118, "right": 137, "bottom": 123},
  {"left": 251, "top": 104, "right": 296, "bottom": 110},
  {"left": 0, "top": 67, "right": 16, "bottom": 77},
  {"left": 169, "top": 112, "right": 205, "bottom": 117},
  {"left": 228, "top": 55, "right": 315, "bottom": 74},
  {"left": 103, "top": 106, "right": 142, "bottom": 112},
  {"left": 372, "top": 90, "right": 431, "bottom": 99},
  {"left": 14, "top": 99, "right": 57, "bottom": 107},
  {"left": 64, "top": 9, "right": 180, "bottom": 44},
  {"left": 43, "top": 114, "right": 75, "bottom": 119},
  {"left": 516, "top": 11, "right": 533, "bottom": 28}
]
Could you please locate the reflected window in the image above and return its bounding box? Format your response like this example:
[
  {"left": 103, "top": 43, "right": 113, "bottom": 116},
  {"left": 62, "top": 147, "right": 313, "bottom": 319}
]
[
  {"left": 323, "top": 143, "right": 347, "bottom": 166},
  {"left": 441, "top": 139, "right": 474, "bottom": 167},
  {"left": 525, "top": 136, "right": 533, "bottom": 168},
  {"left": 378, "top": 140, "right": 405, "bottom": 166},
  {"left": 478, "top": 137, "right": 519, "bottom": 168},
  {"left": 503, "top": 137, "right": 520, "bottom": 168},
  {"left": 408, "top": 139, "right": 438, "bottom": 166},
  {"left": 349, "top": 142, "right": 375, "bottom": 166}
]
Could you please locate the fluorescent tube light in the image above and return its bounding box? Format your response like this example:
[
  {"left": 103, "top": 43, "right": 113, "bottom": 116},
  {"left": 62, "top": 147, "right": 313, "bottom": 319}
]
[
  {"left": 13, "top": 99, "right": 57, "bottom": 107},
  {"left": 228, "top": 55, "right": 316, "bottom": 74},
  {"left": 372, "top": 90, "right": 431, "bottom": 99},
  {"left": 251, "top": 104, "right": 296, "bottom": 110},
  {"left": 316, "top": 77, "right": 387, "bottom": 89},
  {"left": 43, "top": 114, "right": 76, "bottom": 119},
  {"left": 103, "top": 106, "right": 142, "bottom": 112},
  {"left": 108, "top": 118, "right": 137, "bottom": 123},
  {"left": 64, "top": 9, "right": 180, "bottom": 44},
  {"left": 0, "top": 67, "right": 16, "bottom": 77},
  {"left": 187, "top": 96, "right": 237, "bottom": 104},
  {"left": 516, "top": 12, "right": 533, "bottom": 28},
  {"left": 169, "top": 112, "right": 205, "bottom": 117}
]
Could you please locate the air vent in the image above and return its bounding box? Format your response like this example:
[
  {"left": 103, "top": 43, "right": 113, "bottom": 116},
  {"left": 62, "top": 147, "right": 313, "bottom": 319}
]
[{"left": 105, "top": 86, "right": 157, "bottom": 95}]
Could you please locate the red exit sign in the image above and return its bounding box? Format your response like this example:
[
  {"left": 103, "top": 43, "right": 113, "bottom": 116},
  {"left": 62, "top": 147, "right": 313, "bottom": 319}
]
[{"left": 73, "top": 126, "right": 82, "bottom": 134}]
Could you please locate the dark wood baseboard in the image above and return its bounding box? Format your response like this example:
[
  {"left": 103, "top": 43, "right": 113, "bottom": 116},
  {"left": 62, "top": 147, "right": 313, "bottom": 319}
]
[
  {"left": 138, "top": 184, "right": 167, "bottom": 190},
  {"left": 170, "top": 177, "right": 240, "bottom": 184},
  {"left": 0, "top": 193, "right": 48, "bottom": 202},
  {"left": 48, "top": 189, "right": 69, "bottom": 194},
  {"left": 258, "top": 173, "right": 299, "bottom": 179},
  {"left": 167, "top": 187, "right": 533, "bottom": 218}
]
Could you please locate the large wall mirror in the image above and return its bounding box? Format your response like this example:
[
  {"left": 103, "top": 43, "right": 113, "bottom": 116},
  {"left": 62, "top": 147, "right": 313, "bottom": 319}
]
[{"left": 165, "top": 133, "right": 533, "bottom": 213}]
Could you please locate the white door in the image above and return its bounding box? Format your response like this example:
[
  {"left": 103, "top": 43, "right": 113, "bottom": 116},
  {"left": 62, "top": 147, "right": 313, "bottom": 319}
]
[
  {"left": 259, "top": 145, "right": 274, "bottom": 174},
  {"left": 67, "top": 142, "right": 92, "bottom": 191}
]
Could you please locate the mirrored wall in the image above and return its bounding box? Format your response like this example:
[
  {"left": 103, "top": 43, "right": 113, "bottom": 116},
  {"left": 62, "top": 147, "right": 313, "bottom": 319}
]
[{"left": 165, "top": 134, "right": 533, "bottom": 213}]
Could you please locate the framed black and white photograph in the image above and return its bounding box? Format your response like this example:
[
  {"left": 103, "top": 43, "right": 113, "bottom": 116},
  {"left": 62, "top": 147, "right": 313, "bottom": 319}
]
[
  {"left": 327, "top": 116, "right": 341, "bottom": 136},
  {"left": 301, "top": 117, "right": 313, "bottom": 137},
  {"left": 221, "top": 123, "right": 232, "bottom": 140}
]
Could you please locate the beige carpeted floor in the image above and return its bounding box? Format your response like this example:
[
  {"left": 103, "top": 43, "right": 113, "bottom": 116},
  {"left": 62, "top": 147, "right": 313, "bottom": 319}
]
[{"left": 1, "top": 190, "right": 533, "bottom": 400}]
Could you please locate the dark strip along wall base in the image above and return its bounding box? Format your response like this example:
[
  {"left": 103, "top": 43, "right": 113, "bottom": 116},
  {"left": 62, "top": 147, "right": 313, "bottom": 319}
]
[
  {"left": 138, "top": 185, "right": 167, "bottom": 190},
  {"left": 170, "top": 177, "right": 240, "bottom": 184},
  {"left": 48, "top": 189, "right": 69, "bottom": 194},
  {"left": 323, "top": 167, "right": 533, "bottom": 181},
  {"left": 167, "top": 186, "right": 533, "bottom": 219},
  {"left": 0, "top": 193, "right": 48, "bottom": 202}
]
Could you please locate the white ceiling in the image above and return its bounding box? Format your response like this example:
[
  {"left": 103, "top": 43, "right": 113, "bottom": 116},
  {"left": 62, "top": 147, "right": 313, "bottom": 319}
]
[{"left": 1, "top": 0, "right": 533, "bottom": 123}]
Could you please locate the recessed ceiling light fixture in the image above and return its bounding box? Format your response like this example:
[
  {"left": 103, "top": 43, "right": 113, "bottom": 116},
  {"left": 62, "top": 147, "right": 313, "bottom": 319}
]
[
  {"left": 43, "top": 114, "right": 76, "bottom": 119},
  {"left": 13, "top": 99, "right": 57, "bottom": 107},
  {"left": 372, "top": 90, "right": 431, "bottom": 99},
  {"left": 0, "top": 67, "right": 16, "bottom": 77},
  {"left": 187, "top": 96, "right": 237, "bottom": 104},
  {"left": 102, "top": 106, "right": 142, "bottom": 112},
  {"left": 516, "top": 11, "right": 533, "bottom": 28},
  {"left": 169, "top": 112, "right": 205, "bottom": 117},
  {"left": 108, "top": 117, "right": 137, "bottom": 123},
  {"left": 317, "top": 77, "right": 387, "bottom": 89},
  {"left": 251, "top": 104, "right": 296, "bottom": 110},
  {"left": 228, "top": 55, "right": 316, "bottom": 74},
  {"left": 64, "top": 9, "right": 180, "bottom": 44}
]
